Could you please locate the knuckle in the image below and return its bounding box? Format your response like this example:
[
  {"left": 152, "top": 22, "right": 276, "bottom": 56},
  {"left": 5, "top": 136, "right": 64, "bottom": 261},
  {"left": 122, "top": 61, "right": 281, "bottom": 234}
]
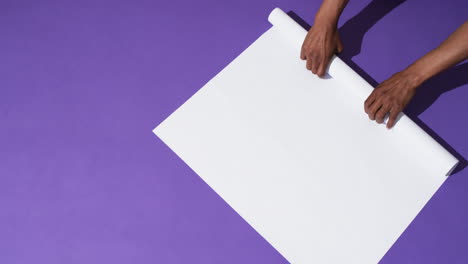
[{"left": 376, "top": 113, "right": 384, "bottom": 121}]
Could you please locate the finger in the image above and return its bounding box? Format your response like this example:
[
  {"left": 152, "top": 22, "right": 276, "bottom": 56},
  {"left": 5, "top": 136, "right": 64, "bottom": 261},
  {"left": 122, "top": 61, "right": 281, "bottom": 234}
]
[
  {"left": 317, "top": 55, "right": 331, "bottom": 77},
  {"left": 336, "top": 34, "right": 344, "bottom": 53},
  {"left": 364, "top": 92, "right": 377, "bottom": 114},
  {"left": 386, "top": 105, "right": 401, "bottom": 129},
  {"left": 317, "top": 62, "right": 325, "bottom": 77},
  {"left": 301, "top": 34, "right": 310, "bottom": 60},
  {"left": 300, "top": 47, "right": 306, "bottom": 60},
  {"left": 375, "top": 104, "right": 390, "bottom": 124},
  {"left": 317, "top": 64, "right": 325, "bottom": 77},
  {"left": 306, "top": 56, "right": 312, "bottom": 70},
  {"left": 368, "top": 99, "right": 383, "bottom": 121},
  {"left": 311, "top": 55, "right": 320, "bottom": 75}
]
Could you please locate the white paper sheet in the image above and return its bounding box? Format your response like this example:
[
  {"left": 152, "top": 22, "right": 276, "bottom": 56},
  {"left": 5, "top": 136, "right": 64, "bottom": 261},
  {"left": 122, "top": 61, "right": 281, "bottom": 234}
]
[{"left": 153, "top": 8, "right": 459, "bottom": 264}]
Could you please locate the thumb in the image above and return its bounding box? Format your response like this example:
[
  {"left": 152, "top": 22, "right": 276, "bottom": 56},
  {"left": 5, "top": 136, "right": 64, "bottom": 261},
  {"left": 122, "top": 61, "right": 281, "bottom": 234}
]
[{"left": 336, "top": 34, "right": 344, "bottom": 53}]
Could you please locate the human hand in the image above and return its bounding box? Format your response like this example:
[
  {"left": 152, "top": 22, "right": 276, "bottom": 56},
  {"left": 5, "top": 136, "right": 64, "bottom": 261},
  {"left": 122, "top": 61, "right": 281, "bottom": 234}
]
[
  {"left": 364, "top": 71, "right": 420, "bottom": 129},
  {"left": 300, "top": 21, "right": 343, "bottom": 77}
]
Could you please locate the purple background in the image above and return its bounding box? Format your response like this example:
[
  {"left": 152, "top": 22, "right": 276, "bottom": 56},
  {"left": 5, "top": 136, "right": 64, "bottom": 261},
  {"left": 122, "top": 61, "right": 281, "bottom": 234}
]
[{"left": 1, "top": 0, "right": 467, "bottom": 263}]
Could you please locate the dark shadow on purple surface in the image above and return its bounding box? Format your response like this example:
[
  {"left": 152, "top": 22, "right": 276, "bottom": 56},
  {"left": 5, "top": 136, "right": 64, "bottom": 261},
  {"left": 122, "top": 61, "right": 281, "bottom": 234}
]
[
  {"left": 404, "top": 62, "right": 468, "bottom": 174},
  {"left": 405, "top": 63, "right": 468, "bottom": 116},
  {"left": 287, "top": 0, "right": 467, "bottom": 174}
]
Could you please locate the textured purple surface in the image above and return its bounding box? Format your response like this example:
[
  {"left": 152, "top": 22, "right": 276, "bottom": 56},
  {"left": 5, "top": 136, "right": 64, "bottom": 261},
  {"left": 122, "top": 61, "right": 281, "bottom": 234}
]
[{"left": 1, "top": 0, "right": 467, "bottom": 263}]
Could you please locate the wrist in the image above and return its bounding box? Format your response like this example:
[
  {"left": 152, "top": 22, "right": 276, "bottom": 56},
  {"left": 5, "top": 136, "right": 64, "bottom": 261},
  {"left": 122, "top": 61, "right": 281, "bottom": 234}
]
[
  {"left": 403, "top": 55, "right": 439, "bottom": 89},
  {"left": 314, "top": 0, "right": 348, "bottom": 29},
  {"left": 314, "top": 11, "right": 339, "bottom": 29},
  {"left": 399, "top": 67, "right": 426, "bottom": 91}
]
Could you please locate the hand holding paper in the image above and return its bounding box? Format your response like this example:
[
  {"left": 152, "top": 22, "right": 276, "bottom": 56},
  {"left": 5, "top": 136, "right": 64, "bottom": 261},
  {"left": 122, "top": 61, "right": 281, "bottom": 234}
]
[
  {"left": 365, "top": 21, "right": 468, "bottom": 128},
  {"left": 301, "top": 0, "right": 348, "bottom": 77},
  {"left": 305, "top": 1, "right": 468, "bottom": 128},
  {"left": 364, "top": 71, "right": 418, "bottom": 128}
]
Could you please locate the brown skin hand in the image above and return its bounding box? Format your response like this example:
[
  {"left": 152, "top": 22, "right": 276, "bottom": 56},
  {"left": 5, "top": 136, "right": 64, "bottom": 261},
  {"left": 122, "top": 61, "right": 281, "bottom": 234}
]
[
  {"left": 301, "top": 0, "right": 348, "bottom": 77},
  {"left": 364, "top": 21, "right": 468, "bottom": 128},
  {"left": 301, "top": 22, "right": 343, "bottom": 76},
  {"left": 364, "top": 71, "right": 417, "bottom": 128},
  {"left": 302, "top": 0, "right": 468, "bottom": 129}
]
